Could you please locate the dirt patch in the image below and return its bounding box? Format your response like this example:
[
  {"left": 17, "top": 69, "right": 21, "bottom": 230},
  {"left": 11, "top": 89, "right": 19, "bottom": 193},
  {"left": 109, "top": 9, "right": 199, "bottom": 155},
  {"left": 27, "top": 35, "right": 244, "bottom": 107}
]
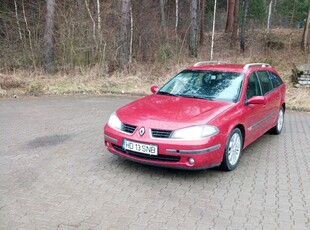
[{"left": 0, "top": 75, "right": 28, "bottom": 90}]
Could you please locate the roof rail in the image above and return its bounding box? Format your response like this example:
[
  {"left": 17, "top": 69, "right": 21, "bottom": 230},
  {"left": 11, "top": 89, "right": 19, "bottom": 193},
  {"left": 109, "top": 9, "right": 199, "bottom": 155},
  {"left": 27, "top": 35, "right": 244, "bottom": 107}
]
[
  {"left": 243, "top": 63, "right": 272, "bottom": 70},
  {"left": 194, "top": 61, "right": 227, "bottom": 67}
]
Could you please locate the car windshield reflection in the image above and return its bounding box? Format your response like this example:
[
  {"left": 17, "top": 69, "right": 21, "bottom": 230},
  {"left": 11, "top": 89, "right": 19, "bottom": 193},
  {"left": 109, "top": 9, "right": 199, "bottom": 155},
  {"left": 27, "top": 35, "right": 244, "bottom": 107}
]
[{"left": 158, "top": 70, "right": 244, "bottom": 102}]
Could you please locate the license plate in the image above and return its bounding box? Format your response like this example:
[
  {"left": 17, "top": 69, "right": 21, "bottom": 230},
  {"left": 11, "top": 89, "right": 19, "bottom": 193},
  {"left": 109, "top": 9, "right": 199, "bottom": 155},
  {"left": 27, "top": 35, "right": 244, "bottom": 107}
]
[{"left": 123, "top": 139, "right": 158, "bottom": 155}]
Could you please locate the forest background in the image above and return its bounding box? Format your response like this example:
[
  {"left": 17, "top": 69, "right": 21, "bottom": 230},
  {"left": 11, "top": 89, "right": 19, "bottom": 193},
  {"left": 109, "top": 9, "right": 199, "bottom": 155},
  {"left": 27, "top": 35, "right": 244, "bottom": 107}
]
[{"left": 0, "top": 0, "right": 310, "bottom": 111}]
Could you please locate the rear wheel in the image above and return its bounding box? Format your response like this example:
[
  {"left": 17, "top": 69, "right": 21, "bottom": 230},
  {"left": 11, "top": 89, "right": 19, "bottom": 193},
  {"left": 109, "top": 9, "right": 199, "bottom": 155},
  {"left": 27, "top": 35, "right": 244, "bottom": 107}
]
[
  {"left": 270, "top": 107, "right": 284, "bottom": 135},
  {"left": 221, "top": 128, "right": 243, "bottom": 171}
]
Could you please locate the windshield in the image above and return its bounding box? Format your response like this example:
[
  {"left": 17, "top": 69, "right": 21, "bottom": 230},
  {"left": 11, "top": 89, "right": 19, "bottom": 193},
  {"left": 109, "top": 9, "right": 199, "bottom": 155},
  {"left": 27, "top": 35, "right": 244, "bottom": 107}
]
[{"left": 158, "top": 70, "right": 244, "bottom": 102}]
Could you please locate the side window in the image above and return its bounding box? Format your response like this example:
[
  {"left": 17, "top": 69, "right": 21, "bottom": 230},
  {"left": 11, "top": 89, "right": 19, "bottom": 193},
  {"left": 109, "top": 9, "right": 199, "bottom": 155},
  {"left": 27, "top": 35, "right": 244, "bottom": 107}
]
[
  {"left": 256, "top": 71, "right": 273, "bottom": 95},
  {"left": 268, "top": 71, "right": 283, "bottom": 88},
  {"left": 246, "top": 73, "right": 262, "bottom": 99}
]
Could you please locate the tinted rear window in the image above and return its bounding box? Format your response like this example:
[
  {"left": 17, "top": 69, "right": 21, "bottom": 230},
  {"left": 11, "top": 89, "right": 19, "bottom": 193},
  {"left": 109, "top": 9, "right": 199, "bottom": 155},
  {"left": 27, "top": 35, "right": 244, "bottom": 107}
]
[
  {"left": 256, "top": 71, "right": 273, "bottom": 95},
  {"left": 269, "top": 71, "right": 283, "bottom": 88}
]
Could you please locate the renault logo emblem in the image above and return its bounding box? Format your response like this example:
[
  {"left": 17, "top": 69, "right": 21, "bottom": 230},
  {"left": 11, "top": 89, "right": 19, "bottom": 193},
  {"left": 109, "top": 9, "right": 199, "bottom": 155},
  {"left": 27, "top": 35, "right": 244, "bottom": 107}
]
[{"left": 139, "top": 127, "right": 145, "bottom": 136}]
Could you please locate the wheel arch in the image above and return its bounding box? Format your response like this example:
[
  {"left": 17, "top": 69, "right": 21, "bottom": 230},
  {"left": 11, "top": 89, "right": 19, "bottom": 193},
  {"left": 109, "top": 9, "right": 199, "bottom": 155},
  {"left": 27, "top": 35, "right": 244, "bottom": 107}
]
[
  {"left": 220, "top": 124, "right": 245, "bottom": 171},
  {"left": 282, "top": 103, "right": 286, "bottom": 112},
  {"left": 234, "top": 124, "right": 245, "bottom": 149}
]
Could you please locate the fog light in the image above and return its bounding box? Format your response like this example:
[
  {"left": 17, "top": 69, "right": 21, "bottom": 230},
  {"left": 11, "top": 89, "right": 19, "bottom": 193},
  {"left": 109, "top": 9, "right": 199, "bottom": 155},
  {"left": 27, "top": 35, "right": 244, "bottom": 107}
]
[
  {"left": 106, "top": 141, "right": 110, "bottom": 147},
  {"left": 188, "top": 157, "right": 195, "bottom": 165}
]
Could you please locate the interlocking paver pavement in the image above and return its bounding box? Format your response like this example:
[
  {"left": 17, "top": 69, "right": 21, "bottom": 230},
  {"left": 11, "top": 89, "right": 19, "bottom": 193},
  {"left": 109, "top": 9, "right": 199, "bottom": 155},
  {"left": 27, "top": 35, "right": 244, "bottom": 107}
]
[{"left": 0, "top": 95, "right": 309, "bottom": 230}]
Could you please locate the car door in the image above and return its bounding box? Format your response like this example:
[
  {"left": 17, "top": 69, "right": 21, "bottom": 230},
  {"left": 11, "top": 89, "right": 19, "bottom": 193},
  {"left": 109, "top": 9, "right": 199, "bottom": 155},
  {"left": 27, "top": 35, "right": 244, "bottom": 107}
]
[
  {"left": 243, "top": 72, "right": 266, "bottom": 145},
  {"left": 256, "top": 70, "right": 279, "bottom": 133}
]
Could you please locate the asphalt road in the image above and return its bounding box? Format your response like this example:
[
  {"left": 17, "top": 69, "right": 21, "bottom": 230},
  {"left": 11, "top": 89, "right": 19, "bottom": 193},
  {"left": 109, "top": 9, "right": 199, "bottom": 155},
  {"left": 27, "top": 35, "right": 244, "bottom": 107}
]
[{"left": 0, "top": 95, "right": 309, "bottom": 230}]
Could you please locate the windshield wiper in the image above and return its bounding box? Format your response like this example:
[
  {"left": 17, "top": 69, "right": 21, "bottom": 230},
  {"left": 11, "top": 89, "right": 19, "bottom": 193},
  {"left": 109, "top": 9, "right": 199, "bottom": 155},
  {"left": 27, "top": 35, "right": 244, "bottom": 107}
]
[
  {"left": 177, "top": 94, "right": 215, "bottom": 100},
  {"left": 178, "top": 94, "right": 201, "bottom": 99},
  {"left": 157, "top": 91, "right": 176, "bottom": 96}
]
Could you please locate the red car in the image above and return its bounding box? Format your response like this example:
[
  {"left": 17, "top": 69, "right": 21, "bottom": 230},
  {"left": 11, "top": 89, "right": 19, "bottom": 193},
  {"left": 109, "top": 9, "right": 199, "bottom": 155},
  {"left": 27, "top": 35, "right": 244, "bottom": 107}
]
[{"left": 104, "top": 62, "right": 286, "bottom": 171}]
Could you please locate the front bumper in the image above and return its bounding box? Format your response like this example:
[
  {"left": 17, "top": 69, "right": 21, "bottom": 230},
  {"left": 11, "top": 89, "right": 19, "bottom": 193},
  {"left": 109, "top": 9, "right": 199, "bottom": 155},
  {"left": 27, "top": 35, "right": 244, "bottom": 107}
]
[{"left": 103, "top": 125, "right": 225, "bottom": 169}]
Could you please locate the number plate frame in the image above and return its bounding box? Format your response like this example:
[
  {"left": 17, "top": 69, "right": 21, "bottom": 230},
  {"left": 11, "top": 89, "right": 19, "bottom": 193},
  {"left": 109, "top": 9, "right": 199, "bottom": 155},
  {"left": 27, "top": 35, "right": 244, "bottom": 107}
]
[{"left": 123, "top": 139, "right": 158, "bottom": 156}]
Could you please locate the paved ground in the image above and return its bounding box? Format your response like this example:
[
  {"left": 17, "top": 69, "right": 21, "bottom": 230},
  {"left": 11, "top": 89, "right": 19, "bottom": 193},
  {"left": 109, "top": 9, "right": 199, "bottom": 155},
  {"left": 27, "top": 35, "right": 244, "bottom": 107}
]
[{"left": 0, "top": 95, "right": 309, "bottom": 230}]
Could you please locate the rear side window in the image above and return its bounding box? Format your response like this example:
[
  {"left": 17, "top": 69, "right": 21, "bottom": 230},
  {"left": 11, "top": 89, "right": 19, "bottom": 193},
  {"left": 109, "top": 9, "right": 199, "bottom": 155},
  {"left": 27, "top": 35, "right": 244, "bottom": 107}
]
[
  {"left": 246, "top": 73, "right": 262, "bottom": 99},
  {"left": 256, "top": 71, "right": 273, "bottom": 95},
  {"left": 268, "top": 71, "right": 283, "bottom": 88}
]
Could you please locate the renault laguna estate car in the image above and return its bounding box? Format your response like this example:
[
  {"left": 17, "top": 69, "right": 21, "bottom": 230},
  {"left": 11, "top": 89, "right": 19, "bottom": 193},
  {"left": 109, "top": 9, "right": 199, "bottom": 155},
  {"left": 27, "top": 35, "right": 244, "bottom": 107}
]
[{"left": 104, "top": 62, "right": 286, "bottom": 171}]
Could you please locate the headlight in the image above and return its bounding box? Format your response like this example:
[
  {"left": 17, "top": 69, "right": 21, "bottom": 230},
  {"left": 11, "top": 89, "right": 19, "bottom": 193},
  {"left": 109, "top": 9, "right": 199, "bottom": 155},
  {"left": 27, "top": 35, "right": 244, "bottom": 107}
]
[
  {"left": 171, "top": 125, "right": 219, "bottom": 139},
  {"left": 108, "top": 112, "right": 122, "bottom": 131}
]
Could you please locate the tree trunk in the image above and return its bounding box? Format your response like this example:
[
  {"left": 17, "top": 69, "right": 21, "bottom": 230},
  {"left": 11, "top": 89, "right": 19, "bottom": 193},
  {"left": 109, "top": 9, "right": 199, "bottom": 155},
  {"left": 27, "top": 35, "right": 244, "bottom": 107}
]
[
  {"left": 119, "top": 0, "right": 131, "bottom": 69},
  {"left": 189, "top": 0, "right": 198, "bottom": 57},
  {"left": 199, "top": 0, "right": 205, "bottom": 45},
  {"left": 97, "top": 0, "right": 104, "bottom": 51},
  {"left": 302, "top": 0, "right": 310, "bottom": 52},
  {"left": 44, "top": 0, "right": 56, "bottom": 73},
  {"left": 230, "top": 0, "right": 239, "bottom": 48},
  {"left": 267, "top": 0, "right": 273, "bottom": 31},
  {"left": 97, "top": 0, "right": 101, "bottom": 36},
  {"left": 14, "top": 0, "right": 23, "bottom": 41},
  {"left": 290, "top": 0, "right": 297, "bottom": 27},
  {"left": 210, "top": 0, "right": 217, "bottom": 60},
  {"left": 130, "top": 5, "right": 133, "bottom": 63},
  {"left": 160, "top": 0, "right": 166, "bottom": 29},
  {"left": 85, "top": 0, "right": 96, "bottom": 42},
  {"left": 175, "top": 0, "right": 179, "bottom": 32},
  {"left": 225, "top": 0, "right": 235, "bottom": 32},
  {"left": 240, "top": 0, "right": 249, "bottom": 52}
]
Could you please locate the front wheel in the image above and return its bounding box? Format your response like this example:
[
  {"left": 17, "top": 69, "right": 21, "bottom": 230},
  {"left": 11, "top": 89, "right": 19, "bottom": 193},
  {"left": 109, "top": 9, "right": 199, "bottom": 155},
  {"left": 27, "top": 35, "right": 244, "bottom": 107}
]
[
  {"left": 221, "top": 128, "right": 243, "bottom": 171},
  {"left": 270, "top": 107, "right": 284, "bottom": 135}
]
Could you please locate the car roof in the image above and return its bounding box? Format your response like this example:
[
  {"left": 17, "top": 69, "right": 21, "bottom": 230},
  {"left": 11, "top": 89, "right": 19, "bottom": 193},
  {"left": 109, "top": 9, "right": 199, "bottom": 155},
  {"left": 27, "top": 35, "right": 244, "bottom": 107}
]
[{"left": 186, "top": 62, "right": 273, "bottom": 73}]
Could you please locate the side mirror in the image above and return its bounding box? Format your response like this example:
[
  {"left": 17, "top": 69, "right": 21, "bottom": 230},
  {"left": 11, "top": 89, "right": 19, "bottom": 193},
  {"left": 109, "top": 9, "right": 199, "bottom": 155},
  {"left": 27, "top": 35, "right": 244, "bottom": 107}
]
[
  {"left": 151, "top": 86, "right": 159, "bottom": 94},
  {"left": 247, "top": 96, "right": 266, "bottom": 105}
]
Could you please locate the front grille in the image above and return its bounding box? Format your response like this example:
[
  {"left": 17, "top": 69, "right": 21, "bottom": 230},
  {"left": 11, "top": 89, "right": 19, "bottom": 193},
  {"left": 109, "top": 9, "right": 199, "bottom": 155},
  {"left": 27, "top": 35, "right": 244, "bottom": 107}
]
[
  {"left": 112, "top": 144, "right": 180, "bottom": 162},
  {"left": 151, "top": 129, "right": 173, "bottom": 138},
  {"left": 121, "top": 123, "right": 137, "bottom": 134}
]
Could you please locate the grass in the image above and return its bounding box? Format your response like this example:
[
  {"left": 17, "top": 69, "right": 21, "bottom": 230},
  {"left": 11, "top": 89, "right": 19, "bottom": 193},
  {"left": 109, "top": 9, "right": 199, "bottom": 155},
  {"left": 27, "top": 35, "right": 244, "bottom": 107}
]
[{"left": 0, "top": 29, "right": 310, "bottom": 111}]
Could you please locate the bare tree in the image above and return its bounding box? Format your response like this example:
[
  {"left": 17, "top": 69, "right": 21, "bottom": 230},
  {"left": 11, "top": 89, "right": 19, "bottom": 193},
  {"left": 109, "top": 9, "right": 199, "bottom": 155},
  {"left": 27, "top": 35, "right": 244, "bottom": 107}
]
[
  {"left": 189, "top": 0, "right": 198, "bottom": 57},
  {"left": 264, "top": 0, "right": 273, "bottom": 49},
  {"left": 160, "top": 0, "right": 166, "bottom": 29},
  {"left": 302, "top": 0, "right": 310, "bottom": 52},
  {"left": 85, "top": 0, "right": 96, "bottom": 42},
  {"left": 230, "top": 0, "right": 239, "bottom": 48},
  {"left": 44, "top": 0, "right": 56, "bottom": 73},
  {"left": 267, "top": 0, "right": 273, "bottom": 30},
  {"left": 130, "top": 5, "right": 133, "bottom": 63},
  {"left": 240, "top": 0, "right": 249, "bottom": 52},
  {"left": 22, "top": 0, "right": 36, "bottom": 67},
  {"left": 119, "top": 0, "right": 131, "bottom": 69},
  {"left": 199, "top": 0, "right": 205, "bottom": 45},
  {"left": 14, "top": 0, "right": 23, "bottom": 41},
  {"left": 225, "top": 0, "right": 235, "bottom": 32},
  {"left": 210, "top": 0, "right": 217, "bottom": 60},
  {"left": 175, "top": 0, "right": 179, "bottom": 32},
  {"left": 97, "top": 0, "right": 101, "bottom": 33}
]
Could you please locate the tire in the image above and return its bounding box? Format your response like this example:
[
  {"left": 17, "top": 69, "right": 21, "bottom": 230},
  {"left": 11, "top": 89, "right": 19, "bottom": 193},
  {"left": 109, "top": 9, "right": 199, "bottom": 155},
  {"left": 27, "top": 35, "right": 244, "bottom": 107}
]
[
  {"left": 270, "top": 107, "right": 284, "bottom": 135},
  {"left": 221, "top": 128, "right": 243, "bottom": 171}
]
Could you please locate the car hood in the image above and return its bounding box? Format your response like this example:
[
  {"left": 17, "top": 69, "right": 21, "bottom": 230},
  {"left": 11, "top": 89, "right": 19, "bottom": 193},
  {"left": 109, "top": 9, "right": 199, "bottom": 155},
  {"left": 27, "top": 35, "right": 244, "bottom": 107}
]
[{"left": 116, "top": 94, "right": 234, "bottom": 130}]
